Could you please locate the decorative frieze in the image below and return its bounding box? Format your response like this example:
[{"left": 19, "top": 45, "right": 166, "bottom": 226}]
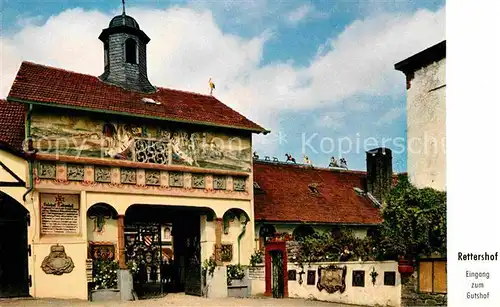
[
  {"left": 213, "top": 175, "right": 226, "bottom": 190},
  {"left": 120, "top": 168, "right": 136, "bottom": 184},
  {"left": 233, "top": 177, "right": 246, "bottom": 191},
  {"left": 169, "top": 171, "right": 184, "bottom": 187},
  {"left": 145, "top": 170, "right": 161, "bottom": 186},
  {"left": 192, "top": 174, "right": 205, "bottom": 189},
  {"left": 38, "top": 162, "right": 56, "bottom": 179},
  {"left": 67, "top": 164, "right": 85, "bottom": 181},
  {"left": 95, "top": 166, "right": 111, "bottom": 183}
]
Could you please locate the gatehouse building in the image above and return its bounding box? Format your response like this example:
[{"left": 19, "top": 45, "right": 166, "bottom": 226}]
[{"left": 0, "top": 10, "right": 267, "bottom": 300}]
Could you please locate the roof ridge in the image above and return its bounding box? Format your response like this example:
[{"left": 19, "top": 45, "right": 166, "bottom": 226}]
[
  {"left": 21, "top": 61, "right": 218, "bottom": 99},
  {"left": 253, "top": 159, "right": 367, "bottom": 174}
]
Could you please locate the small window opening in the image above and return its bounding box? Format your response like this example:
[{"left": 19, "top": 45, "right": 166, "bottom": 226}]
[
  {"left": 125, "top": 38, "right": 137, "bottom": 64},
  {"left": 104, "top": 41, "right": 109, "bottom": 67},
  {"left": 308, "top": 183, "right": 319, "bottom": 194}
]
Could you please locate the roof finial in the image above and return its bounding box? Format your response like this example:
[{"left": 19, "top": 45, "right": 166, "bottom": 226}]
[{"left": 122, "top": 0, "right": 126, "bottom": 15}]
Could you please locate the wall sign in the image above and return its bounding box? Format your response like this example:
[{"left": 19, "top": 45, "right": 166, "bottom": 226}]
[
  {"left": 40, "top": 193, "right": 80, "bottom": 235},
  {"left": 248, "top": 266, "right": 265, "bottom": 280}
]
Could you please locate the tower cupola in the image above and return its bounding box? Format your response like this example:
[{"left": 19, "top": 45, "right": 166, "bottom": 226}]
[{"left": 98, "top": 2, "right": 155, "bottom": 93}]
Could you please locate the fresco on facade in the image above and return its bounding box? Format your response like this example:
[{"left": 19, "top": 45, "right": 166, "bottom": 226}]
[{"left": 31, "top": 113, "right": 252, "bottom": 172}]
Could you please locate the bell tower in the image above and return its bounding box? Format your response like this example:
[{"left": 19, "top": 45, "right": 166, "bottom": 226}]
[{"left": 98, "top": 1, "right": 155, "bottom": 93}]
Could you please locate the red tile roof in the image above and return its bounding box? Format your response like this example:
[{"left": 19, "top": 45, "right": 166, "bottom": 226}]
[
  {"left": 253, "top": 161, "right": 383, "bottom": 225},
  {"left": 0, "top": 99, "right": 26, "bottom": 153},
  {"left": 7, "top": 62, "right": 266, "bottom": 133}
]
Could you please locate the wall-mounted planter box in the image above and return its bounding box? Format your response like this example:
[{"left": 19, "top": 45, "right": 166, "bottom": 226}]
[
  {"left": 90, "top": 289, "right": 121, "bottom": 301},
  {"left": 228, "top": 279, "right": 249, "bottom": 298}
]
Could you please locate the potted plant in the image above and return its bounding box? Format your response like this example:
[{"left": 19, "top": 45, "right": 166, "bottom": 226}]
[
  {"left": 249, "top": 250, "right": 264, "bottom": 266},
  {"left": 227, "top": 264, "right": 248, "bottom": 297},
  {"left": 398, "top": 256, "right": 414, "bottom": 274},
  {"left": 90, "top": 260, "right": 121, "bottom": 301}
]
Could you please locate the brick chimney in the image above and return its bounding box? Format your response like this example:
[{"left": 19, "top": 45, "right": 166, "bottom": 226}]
[{"left": 366, "top": 147, "right": 393, "bottom": 203}]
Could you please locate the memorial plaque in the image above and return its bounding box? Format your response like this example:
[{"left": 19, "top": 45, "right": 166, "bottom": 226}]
[
  {"left": 248, "top": 266, "right": 265, "bottom": 280},
  {"left": 40, "top": 193, "right": 80, "bottom": 235}
]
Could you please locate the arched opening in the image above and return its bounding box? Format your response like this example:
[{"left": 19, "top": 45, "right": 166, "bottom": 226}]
[
  {"left": 87, "top": 203, "right": 118, "bottom": 266},
  {"left": 221, "top": 208, "right": 250, "bottom": 264},
  {"left": 125, "top": 38, "right": 137, "bottom": 64},
  {"left": 0, "top": 192, "right": 29, "bottom": 298},
  {"left": 258, "top": 224, "right": 276, "bottom": 250},
  {"left": 123, "top": 204, "right": 216, "bottom": 298},
  {"left": 292, "top": 224, "right": 315, "bottom": 241}
]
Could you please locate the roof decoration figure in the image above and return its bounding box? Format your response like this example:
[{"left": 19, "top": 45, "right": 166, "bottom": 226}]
[
  {"left": 303, "top": 155, "right": 312, "bottom": 166},
  {"left": 209, "top": 78, "right": 215, "bottom": 95},
  {"left": 285, "top": 153, "right": 296, "bottom": 164}
]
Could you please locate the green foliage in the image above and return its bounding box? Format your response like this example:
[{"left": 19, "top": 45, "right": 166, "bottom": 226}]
[
  {"left": 202, "top": 255, "right": 217, "bottom": 278},
  {"left": 93, "top": 260, "right": 119, "bottom": 290},
  {"left": 227, "top": 264, "right": 245, "bottom": 283},
  {"left": 249, "top": 249, "right": 264, "bottom": 266},
  {"left": 126, "top": 260, "right": 139, "bottom": 276},
  {"left": 292, "top": 228, "right": 378, "bottom": 265},
  {"left": 377, "top": 174, "right": 447, "bottom": 259}
]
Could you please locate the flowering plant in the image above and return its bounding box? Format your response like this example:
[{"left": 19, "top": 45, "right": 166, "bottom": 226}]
[
  {"left": 126, "top": 260, "right": 139, "bottom": 275},
  {"left": 93, "top": 260, "right": 119, "bottom": 290},
  {"left": 227, "top": 264, "right": 245, "bottom": 284},
  {"left": 249, "top": 250, "right": 264, "bottom": 266}
]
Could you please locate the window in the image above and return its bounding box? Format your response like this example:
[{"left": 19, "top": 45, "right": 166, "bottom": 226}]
[
  {"left": 125, "top": 38, "right": 137, "bottom": 64},
  {"left": 288, "top": 270, "right": 296, "bottom": 281},
  {"left": 307, "top": 270, "right": 316, "bottom": 285},
  {"left": 352, "top": 270, "right": 365, "bottom": 287},
  {"left": 104, "top": 41, "right": 109, "bottom": 67},
  {"left": 384, "top": 271, "right": 396, "bottom": 286},
  {"left": 419, "top": 260, "right": 447, "bottom": 293}
]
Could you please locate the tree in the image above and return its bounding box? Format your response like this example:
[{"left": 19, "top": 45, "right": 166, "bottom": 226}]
[{"left": 376, "top": 174, "right": 446, "bottom": 260}]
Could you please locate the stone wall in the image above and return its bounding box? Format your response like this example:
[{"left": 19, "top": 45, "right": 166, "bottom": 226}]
[{"left": 401, "top": 273, "right": 447, "bottom": 306}]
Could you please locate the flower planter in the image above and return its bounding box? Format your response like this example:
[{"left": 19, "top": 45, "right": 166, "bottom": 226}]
[
  {"left": 398, "top": 259, "right": 414, "bottom": 274},
  {"left": 227, "top": 278, "right": 249, "bottom": 298},
  {"left": 90, "top": 289, "right": 121, "bottom": 301}
]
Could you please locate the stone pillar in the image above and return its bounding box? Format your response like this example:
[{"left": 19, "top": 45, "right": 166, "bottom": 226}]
[
  {"left": 117, "top": 214, "right": 126, "bottom": 269},
  {"left": 214, "top": 218, "right": 223, "bottom": 265}
]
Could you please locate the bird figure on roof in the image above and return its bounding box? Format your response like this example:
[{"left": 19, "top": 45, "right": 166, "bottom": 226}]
[{"left": 209, "top": 78, "right": 215, "bottom": 95}]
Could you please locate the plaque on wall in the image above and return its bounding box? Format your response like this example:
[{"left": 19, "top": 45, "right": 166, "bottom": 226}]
[
  {"left": 40, "top": 193, "right": 80, "bottom": 235},
  {"left": 41, "top": 245, "right": 75, "bottom": 275}
]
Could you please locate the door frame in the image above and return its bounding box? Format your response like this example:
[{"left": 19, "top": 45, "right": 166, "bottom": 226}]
[{"left": 264, "top": 241, "right": 288, "bottom": 297}]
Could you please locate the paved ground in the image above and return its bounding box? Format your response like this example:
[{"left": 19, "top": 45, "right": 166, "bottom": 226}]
[{"left": 0, "top": 293, "right": 364, "bottom": 307}]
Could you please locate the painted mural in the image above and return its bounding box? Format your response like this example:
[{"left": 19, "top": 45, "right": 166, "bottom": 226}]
[{"left": 30, "top": 113, "right": 252, "bottom": 172}]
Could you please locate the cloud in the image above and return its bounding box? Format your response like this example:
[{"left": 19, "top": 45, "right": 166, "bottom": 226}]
[
  {"left": 286, "top": 4, "right": 329, "bottom": 25},
  {"left": 376, "top": 107, "right": 405, "bottom": 126},
  {"left": 316, "top": 112, "right": 346, "bottom": 130},
  {"left": 287, "top": 4, "right": 312, "bottom": 24},
  {"left": 0, "top": 5, "right": 445, "bottom": 156}
]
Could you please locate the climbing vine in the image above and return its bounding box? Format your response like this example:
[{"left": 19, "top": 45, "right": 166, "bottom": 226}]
[{"left": 375, "top": 174, "right": 447, "bottom": 259}]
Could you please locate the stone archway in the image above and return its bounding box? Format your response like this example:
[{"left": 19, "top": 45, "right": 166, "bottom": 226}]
[{"left": 0, "top": 192, "right": 30, "bottom": 298}]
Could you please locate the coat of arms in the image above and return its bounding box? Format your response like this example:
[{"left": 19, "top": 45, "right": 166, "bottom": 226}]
[{"left": 317, "top": 265, "right": 347, "bottom": 294}]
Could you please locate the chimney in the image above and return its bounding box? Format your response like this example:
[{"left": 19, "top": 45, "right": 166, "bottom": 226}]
[{"left": 366, "top": 147, "right": 393, "bottom": 202}]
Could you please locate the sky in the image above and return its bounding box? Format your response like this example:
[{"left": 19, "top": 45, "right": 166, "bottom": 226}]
[{"left": 0, "top": 0, "right": 446, "bottom": 172}]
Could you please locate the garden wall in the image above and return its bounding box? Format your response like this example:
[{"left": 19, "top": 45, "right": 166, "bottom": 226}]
[{"left": 248, "top": 261, "right": 402, "bottom": 307}]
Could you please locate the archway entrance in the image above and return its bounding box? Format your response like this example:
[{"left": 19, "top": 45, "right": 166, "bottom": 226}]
[
  {"left": 124, "top": 205, "right": 214, "bottom": 298},
  {"left": 0, "top": 192, "right": 30, "bottom": 298}
]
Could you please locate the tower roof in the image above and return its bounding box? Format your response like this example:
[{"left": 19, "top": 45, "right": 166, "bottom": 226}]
[{"left": 109, "top": 14, "right": 140, "bottom": 29}]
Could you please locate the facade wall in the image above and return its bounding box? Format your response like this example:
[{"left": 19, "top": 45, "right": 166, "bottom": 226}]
[
  {"left": 406, "top": 58, "right": 446, "bottom": 191},
  {"left": 0, "top": 143, "right": 256, "bottom": 299},
  {"left": 249, "top": 261, "right": 401, "bottom": 306}
]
